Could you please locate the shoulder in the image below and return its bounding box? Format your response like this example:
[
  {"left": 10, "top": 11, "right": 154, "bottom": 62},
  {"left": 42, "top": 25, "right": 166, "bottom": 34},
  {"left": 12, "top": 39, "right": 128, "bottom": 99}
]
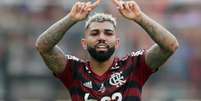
[
  {"left": 64, "top": 54, "right": 86, "bottom": 71},
  {"left": 120, "top": 49, "right": 145, "bottom": 61},
  {"left": 118, "top": 49, "right": 146, "bottom": 66}
]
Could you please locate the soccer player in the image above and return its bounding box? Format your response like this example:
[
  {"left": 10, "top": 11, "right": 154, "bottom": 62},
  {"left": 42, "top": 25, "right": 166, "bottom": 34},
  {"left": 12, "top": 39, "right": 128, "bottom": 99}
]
[{"left": 35, "top": 0, "right": 179, "bottom": 101}]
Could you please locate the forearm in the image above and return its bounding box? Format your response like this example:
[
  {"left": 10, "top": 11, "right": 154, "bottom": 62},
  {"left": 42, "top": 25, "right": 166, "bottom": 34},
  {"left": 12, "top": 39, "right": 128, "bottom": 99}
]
[
  {"left": 134, "top": 12, "right": 179, "bottom": 52},
  {"left": 36, "top": 14, "right": 77, "bottom": 52}
]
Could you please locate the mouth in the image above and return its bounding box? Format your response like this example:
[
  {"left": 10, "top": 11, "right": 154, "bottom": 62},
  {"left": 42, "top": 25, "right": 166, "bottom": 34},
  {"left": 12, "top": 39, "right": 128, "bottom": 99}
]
[{"left": 95, "top": 43, "right": 109, "bottom": 51}]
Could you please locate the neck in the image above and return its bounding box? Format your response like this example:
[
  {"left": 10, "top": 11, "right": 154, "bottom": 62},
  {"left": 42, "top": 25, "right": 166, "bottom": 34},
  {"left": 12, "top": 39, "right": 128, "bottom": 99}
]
[{"left": 89, "top": 56, "right": 115, "bottom": 76}]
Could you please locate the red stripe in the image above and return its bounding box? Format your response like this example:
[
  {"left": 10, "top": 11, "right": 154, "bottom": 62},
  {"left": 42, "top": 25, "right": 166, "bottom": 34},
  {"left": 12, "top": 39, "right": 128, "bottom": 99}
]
[
  {"left": 123, "top": 88, "right": 141, "bottom": 97},
  {"left": 71, "top": 95, "right": 83, "bottom": 101}
]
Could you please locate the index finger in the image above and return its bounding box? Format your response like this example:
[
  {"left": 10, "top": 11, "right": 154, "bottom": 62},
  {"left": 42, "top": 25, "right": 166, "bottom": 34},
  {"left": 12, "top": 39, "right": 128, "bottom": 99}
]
[
  {"left": 112, "top": 0, "right": 123, "bottom": 9},
  {"left": 112, "top": 0, "right": 121, "bottom": 6},
  {"left": 91, "top": 0, "right": 101, "bottom": 8}
]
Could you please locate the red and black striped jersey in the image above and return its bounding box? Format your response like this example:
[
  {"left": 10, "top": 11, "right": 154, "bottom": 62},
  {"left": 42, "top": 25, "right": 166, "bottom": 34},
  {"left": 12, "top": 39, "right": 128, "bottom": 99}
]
[{"left": 54, "top": 49, "right": 155, "bottom": 101}]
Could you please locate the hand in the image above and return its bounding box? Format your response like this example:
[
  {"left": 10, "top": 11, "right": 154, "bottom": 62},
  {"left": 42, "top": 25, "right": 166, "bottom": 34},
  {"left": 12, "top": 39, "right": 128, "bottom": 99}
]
[
  {"left": 112, "top": 0, "right": 142, "bottom": 20},
  {"left": 69, "top": 0, "right": 101, "bottom": 21}
]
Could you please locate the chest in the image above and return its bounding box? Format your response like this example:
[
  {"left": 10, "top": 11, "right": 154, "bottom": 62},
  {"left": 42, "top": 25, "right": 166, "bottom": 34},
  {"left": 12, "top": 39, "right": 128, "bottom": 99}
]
[{"left": 71, "top": 63, "right": 142, "bottom": 101}]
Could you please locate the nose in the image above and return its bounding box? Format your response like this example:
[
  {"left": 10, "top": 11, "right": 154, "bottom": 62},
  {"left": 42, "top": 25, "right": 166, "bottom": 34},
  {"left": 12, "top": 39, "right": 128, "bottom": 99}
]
[{"left": 98, "top": 32, "right": 106, "bottom": 40}]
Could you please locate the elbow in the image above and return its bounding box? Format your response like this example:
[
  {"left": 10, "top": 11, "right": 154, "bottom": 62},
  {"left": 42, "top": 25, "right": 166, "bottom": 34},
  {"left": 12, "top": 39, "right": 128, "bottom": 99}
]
[
  {"left": 35, "top": 39, "right": 46, "bottom": 53},
  {"left": 170, "top": 40, "right": 179, "bottom": 53},
  {"left": 35, "top": 39, "right": 41, "bottom": 52}
]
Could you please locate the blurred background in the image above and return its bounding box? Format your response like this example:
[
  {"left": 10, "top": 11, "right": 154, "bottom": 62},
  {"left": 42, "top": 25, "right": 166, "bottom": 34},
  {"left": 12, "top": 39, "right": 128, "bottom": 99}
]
[{"left": 0, "top": 0, "right": 201, "bottom": 101}]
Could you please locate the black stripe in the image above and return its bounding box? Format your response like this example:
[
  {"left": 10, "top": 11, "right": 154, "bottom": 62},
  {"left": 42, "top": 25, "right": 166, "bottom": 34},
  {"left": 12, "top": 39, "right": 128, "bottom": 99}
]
[
  {"left": 69, "top": 87, "right": 85, "bottom": 96},
  {"left": 136, "top": 55, "right": 141, "bottom": 68},
  {"left": 123, "top": 96, "right": 141, "bottom": 101},
  {"left": 73, "top": 64, "right": 90, "bottom": 82},
  {"left": 71, "top": 61, "right": 80, "bottom": 79},
  {"left": 122, "top": 55, "right": 139, "bottom": 78},
  {"left": 125, "top": 81, "right": 142, "bottom": 92}
]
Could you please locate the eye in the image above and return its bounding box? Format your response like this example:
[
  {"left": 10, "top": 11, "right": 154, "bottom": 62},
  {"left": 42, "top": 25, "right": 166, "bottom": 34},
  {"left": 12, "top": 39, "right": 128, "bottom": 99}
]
[
  {"left": 90, "top": 30, "right": 99, "bottom": 36},
  {"left": 105, "top": 30, "right": 114, "bottom": 36}
]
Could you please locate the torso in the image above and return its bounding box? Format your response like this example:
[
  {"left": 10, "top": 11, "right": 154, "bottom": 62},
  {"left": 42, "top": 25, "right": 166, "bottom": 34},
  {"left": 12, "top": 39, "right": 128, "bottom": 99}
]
[{"left": 55, "top": 50, "right": 154, "bottom": 101}]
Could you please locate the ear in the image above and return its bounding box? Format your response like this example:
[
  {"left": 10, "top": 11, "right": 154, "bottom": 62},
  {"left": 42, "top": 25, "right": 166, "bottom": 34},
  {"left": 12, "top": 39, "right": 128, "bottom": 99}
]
[
  {"left": 81, "top": 38, "right": 87, "bottom": 50},
  {"left": 115, "top": 37, "right": 120, "bottom": 49}
]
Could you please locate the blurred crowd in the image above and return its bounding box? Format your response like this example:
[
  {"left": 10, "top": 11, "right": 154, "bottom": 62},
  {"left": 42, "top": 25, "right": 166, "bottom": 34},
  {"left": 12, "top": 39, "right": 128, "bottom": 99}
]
[{"left": 0, "top": 0, "right": 201, "bottom": 101}]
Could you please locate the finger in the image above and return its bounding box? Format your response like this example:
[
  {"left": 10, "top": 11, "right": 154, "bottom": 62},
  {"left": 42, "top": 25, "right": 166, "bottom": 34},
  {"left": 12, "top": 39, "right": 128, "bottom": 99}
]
[
  {"left": 119, "top": 1, "right": 124, "bottom": 10},
  {"left": 113, "top": 0, "right": 123, "bottom": 9},
  {"left": 91, "top": 0, "right": 101, "bottom": 8},
  {"left": 128, "top": 1, "right": 136, "bottom": 9},
  {"left": 112, "top": 0, "right": 120, "bottom": 6},
  {"left": 80, "top": 2, "right": 87, "bottom": 12},
  {"left": 76, "top": 2, "right": 82, "bottom": 12},
  {"left": 87, "top": 2, "right": 93, "bottom": 11},
  {"left": 83, "top": 2, "right": 90, "bottom": 11},
  {"left": 78, "top": 2, "right": 83, "bottom": 9},
  {"left": 128, "top": 2, "right": 133, "bottom": 9},
  {"left": 125, "top": 2, "right": 131, "bottom": 11},
  {"left": 84, "top": 2, "right": 92, "bottom": 12},
  {"left": 82, "top": 3, "right": 88, "bottom": 12},
  {"left": 122, "top": 2, "right": 126, "bottom": 10},
  {"left": 130, "top": 1, "right": 140, "bottom": 12}
]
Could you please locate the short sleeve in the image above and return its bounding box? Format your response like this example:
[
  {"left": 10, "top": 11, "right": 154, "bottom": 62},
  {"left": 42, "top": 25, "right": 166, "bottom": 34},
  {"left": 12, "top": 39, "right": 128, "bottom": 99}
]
[
  {"left": 54, "top": 55, "right": 81, "bottom": 89},
  {"left": 130, "top": 49, "right": 155, "bottom": 86}
]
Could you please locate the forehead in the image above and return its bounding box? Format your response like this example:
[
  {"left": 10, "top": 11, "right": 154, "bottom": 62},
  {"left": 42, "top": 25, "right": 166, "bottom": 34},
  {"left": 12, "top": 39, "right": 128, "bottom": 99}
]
[{"left": 87, "top": 21, "right": 115, "bottom": 31}]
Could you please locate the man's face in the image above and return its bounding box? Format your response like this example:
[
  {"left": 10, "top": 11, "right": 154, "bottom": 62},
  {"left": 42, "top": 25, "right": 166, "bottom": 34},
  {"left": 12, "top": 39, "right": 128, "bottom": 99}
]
[{"left": 82, "top": 21, "right": 119, "bottom": 62}]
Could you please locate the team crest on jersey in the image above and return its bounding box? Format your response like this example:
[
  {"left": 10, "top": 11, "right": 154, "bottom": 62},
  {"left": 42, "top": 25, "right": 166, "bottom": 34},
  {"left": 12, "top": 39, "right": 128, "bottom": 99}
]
[{"left": 109, "top": 71, "right": 126, "bottom": 88}]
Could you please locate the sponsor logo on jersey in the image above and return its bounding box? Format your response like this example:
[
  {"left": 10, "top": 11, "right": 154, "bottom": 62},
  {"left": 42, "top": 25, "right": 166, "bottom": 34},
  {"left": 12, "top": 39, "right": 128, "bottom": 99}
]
[
  {"left": 109, "top": 71, "right": 126, "bottom": 87},
  {"left": 111, "top": 63, "right": 120, "bottom": 70},
  {"left": 85, "top": 66, "right": 92, "bottom": 74},
  {"left": 131, "top": 49, "right": 144, "bottom": 56},
  {"left": 83, "top": 81, "right": 93, "bottom": 89},
  {"left": 66, "top": 55, "right": 79, "bottom": 61}
]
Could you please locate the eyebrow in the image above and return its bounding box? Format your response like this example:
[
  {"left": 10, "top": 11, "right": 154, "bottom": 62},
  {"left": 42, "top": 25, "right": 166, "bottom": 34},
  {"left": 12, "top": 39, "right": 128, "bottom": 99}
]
[
  {"left": 90, "top": 29, "right": 114, "bottom": 32},
  {"left": 104, "top": 29, "right": 114, "bottom": 32}
]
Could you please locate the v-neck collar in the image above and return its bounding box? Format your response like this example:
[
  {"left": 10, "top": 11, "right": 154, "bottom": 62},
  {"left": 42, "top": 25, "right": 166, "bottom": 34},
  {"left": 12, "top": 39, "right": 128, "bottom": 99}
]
[{"left": 86, "top": 58, "right": 117, "bottom": 81}]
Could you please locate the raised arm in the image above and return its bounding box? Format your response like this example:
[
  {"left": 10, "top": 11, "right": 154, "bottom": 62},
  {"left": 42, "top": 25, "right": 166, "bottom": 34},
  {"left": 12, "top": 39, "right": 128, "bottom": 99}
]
[
  {"left": 35, "top": 1, "right": 100, "bottom": 74},
  {"left": 113, "top": 0, "right": 179, "bottom": 70}
]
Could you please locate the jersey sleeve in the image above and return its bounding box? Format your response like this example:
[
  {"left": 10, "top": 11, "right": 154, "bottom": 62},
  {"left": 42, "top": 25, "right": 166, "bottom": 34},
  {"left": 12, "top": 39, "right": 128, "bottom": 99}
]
[
  {"left": 130, "top": 49, "right": 155, "bottom": 86},
  {"left": 53, "top": 54, "right": 81, "bottom": 89}
]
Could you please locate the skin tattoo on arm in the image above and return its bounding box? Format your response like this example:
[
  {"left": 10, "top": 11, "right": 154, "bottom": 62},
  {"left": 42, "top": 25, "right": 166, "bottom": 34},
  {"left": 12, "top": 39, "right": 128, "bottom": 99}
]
[
  {"left": 35, "top": 1, "right": 101, "bottom": 74},
  {"left": 112, "top": 0, "right": 179, "bottom": 70},
  {"left": 36, "top": 15, "right": 77, "bottom": 73},
  {"left": 135, "top": 13, "right": 179, "bottom": 70}
]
